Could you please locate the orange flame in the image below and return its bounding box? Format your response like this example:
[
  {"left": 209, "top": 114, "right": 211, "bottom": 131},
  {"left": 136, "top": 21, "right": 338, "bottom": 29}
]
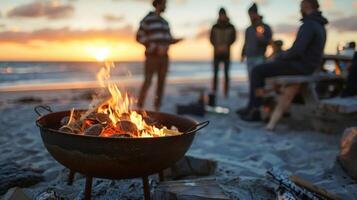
[{"left": 93, "top": 62, "right": 178, "bottom": 138}]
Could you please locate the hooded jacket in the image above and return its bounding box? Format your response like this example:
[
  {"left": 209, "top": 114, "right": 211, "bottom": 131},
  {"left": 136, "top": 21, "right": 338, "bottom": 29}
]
[
  {"left": 241, "top": 21, "right": 272, "bottom": 59},
  {"left": 210, "top": 18, "right": 237, "bottom": 59},
  {"left": 278, "top": 11, "right": 328, "bottom": 74}
]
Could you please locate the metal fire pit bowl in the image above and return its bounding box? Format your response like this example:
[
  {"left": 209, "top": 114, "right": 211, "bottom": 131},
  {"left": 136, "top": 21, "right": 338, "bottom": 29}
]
[{"left": 35, "top": 105, "right": 209, "bottom": 200}]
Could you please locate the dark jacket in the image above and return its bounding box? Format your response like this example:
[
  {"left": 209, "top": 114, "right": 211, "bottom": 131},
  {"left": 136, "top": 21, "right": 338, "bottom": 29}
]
[
  {"left": 136, "top": 12, "right": 173, "bottom": 56},
  {"left": 210, "top": 19, "right": 236, "bottom": 59},
  {"left": 241, "top": 22, "right": 272, "bottom": 58},
  {"left": 278, "top": 11, "right": 328, "bottom": 74}
]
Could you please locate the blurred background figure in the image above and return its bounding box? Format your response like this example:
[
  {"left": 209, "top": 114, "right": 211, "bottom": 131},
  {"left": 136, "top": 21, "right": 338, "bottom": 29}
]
[
  {"left": 337, "top": 41, "right": 356, "bottom": 73},
  {"left": 268, "top": 40, "right": 284, "bottom": 61},
  {"left": 136, "top": 0, "right": 182, "bottom": 111},
  {"left": 210, "top": 7, "right": 237, "bottom": 99},
  {"left": 237, "top": 2, "right": 272, "bottom": 115},
  {"left": 341, "top": 52, "right": 357, "bottom": 98}
]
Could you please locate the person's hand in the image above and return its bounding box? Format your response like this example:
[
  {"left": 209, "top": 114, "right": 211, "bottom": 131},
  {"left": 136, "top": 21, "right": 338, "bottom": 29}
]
[{"left": 171, "top": 38, "right": 183, "bottom": 44}]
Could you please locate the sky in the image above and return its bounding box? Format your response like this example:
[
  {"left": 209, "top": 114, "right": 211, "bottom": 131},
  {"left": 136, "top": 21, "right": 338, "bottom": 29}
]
[{"left": 0, "top": 0, "right": 356, "bottom": 61}]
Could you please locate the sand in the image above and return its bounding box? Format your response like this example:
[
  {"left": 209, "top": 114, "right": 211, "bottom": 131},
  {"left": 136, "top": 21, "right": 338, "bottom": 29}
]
[{"left": 0, "top": 79, "right": 356, "bottom": 200}]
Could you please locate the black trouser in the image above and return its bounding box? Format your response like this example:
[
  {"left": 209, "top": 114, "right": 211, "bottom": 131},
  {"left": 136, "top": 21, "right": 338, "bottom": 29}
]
[
  {"left": 138, "top": 55, "right": 168, "bottom": 109},
  {"left": 213, "top": 56, "right": 230, "bottom": 97},
  {"left": 249, "top": 60, "right": 307, "bottom": 108}
]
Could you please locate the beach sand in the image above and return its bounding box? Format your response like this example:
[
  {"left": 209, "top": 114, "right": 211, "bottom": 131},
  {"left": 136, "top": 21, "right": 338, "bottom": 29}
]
[{"left": 1, "top": 79, "right": 356, "bottom": 199}]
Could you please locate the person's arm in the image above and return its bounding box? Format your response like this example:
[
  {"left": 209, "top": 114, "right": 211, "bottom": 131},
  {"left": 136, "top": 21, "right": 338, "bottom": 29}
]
[
  {"left": 241, "top": 30, "right": 247, "bottom": 61},
  {"left": 229, "top": 26, "right": 237, "bottom": 45},
  {"left": 279, "top": 22, "right": 314, "bottom": 60},
  {"left": 210, "top": 26, "right": 216, "bottom": 46},
  {"left": 136, "top": 20, "right": 148, "bottom": 45}
]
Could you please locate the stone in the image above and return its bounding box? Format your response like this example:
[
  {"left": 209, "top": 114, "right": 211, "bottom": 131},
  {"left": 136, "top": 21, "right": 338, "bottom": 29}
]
[
  {"left": 338, "top": 127, "right": 357, "bottom": 180},
  {"left": 0, "top": 160, "right": 43, "bottom": 195},
  {"left": 163, "top": 156, "right": 217, "bottom": 180},
  {"left": 152, "top": 178, "right": 230, "bottom": 200}
]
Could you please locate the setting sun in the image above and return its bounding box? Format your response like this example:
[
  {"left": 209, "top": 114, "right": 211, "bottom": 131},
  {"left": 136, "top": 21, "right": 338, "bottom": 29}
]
[{"left": 86, "top": 46, "right": 111, "bottom": 62}]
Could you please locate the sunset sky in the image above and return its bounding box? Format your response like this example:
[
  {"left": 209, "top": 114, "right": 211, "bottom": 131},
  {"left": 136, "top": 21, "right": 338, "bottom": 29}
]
[{"left": 0, "top": 0, "right": 356, "bottom": 61}]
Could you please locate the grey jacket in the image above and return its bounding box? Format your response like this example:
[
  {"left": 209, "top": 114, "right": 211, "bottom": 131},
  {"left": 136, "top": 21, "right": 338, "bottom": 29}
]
[
  {"left": 241, "top": 23, "right": 272, "bottom": 58},
  {"left": 278, "top": 11, "right": 328, "bottom": 74}
]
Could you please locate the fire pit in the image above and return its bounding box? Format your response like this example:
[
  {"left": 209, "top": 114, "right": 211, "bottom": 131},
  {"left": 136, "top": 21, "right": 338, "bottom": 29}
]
[
  {"left": 34, "top": 62, "right": 209, "bottom": 200},
  {"left": 35, "top": 106, "right": 207, "bottom": 200}
]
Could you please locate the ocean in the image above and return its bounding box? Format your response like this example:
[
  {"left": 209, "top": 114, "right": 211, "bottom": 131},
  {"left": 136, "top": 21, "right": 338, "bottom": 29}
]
[{"left": 0, "top": 61, "right": 248, "bottom": 90}]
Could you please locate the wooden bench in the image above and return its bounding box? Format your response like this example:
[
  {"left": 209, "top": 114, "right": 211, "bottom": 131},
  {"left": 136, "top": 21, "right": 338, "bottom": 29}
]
[{"left": 264, "top": 73, "right": 345, "bottom": 131}]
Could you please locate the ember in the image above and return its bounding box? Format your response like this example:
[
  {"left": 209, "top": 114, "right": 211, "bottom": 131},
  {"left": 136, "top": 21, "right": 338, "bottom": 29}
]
[{"left": 59, "top": 62, "right": 182, "bottom": 138}]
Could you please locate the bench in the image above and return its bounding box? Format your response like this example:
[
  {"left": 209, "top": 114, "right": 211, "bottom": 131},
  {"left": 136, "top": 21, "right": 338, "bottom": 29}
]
[{"left": 264, "top": 73, "right": 345, "bottom": 131}]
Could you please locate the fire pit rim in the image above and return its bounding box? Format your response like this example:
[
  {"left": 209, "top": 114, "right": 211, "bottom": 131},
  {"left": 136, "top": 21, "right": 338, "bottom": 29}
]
[{"left": 35, "top": 109, "right": 201, "bottom": 140}]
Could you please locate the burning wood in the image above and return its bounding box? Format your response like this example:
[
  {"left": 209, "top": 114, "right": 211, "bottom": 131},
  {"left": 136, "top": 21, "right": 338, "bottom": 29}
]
[{"left": 58, "top": 62, "right": 182, "bottom": 138}]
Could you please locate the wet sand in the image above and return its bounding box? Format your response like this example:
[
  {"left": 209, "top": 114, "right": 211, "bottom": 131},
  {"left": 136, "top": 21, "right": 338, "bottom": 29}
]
[{"left": 0, "top": 79, "right": 356, "bottom": 199}]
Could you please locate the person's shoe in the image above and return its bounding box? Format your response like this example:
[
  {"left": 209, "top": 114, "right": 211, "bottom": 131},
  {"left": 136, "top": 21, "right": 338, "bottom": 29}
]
[
  {"left": 235, "top": 107, "right": 249, "bottom": 116},
  {"left": 241, "top": 109, "right": 262, "bottom": 122}
]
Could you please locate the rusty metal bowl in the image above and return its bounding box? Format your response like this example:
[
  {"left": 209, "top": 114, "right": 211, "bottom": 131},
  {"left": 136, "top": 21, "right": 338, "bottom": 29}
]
[{"left": 35, "top": 106, "right": 208, "bottom": 180}]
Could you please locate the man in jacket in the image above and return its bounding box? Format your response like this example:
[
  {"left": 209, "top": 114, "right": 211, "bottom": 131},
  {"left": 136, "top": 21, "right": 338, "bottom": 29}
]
[
  {"left": 241, "top": 0, "right": 328, "bottom": 121},
  {"left": 210, "top": 8, "right": 237, "bottom": 98},
  {"left": 237, "top": 3, "right": 272, "bottom": 114},
  {"left": 136, "top": 0, "right": 182, "bottom": 111}
]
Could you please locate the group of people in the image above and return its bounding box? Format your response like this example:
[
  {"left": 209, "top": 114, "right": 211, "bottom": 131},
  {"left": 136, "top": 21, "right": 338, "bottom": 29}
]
[{"left": 135, "top": 0, "right": 333, "bottom": 122}]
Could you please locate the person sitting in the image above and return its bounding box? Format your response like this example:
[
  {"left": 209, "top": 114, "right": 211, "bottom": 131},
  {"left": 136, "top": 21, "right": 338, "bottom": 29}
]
[{"left": 240, "top": 0, "right": 328, "bottom": 121}]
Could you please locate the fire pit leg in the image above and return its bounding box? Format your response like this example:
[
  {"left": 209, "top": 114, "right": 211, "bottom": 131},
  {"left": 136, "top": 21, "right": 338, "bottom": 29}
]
[
  {"left": 67, "top": 170, "right": 75, "bottom": 185},
  {"left": 158, "top": 171, "right": 164, "bottom": 182},
  {"left": 84, "top": 176, "right": 93, "bottom": 200},
  {"left": 142, "top": 176, "right": 151, "bottom": 200}
]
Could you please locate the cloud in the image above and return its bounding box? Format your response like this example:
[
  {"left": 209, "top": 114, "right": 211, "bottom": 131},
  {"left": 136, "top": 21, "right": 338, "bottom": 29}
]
[
  {"left": 195, "top": 28, "right": 210, "bottom": 40},
  {"left": 330, "top": 15, "right": 357, "bottom": 31},
  {"left": 104, "top": 14, "right": 124, "bottom": 22},
  {"left": 0, "top": 25, "right": 134, "bottom": 44},
  {"left": 273, "top": 23, "right": 298, "bottom": 34},
  {"left": 321, "top": 0, "right": 334, "bottom": 10},
  {"left": 7, "top": 1, "right": 74, "bottom": 19},
  {"left": 326, "top": 10, "right": 344, "bottom": 18}
]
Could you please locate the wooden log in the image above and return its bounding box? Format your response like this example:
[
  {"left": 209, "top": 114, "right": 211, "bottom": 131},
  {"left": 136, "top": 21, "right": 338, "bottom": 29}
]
[
  {"left": 152, "top": 178, "right": 230, "bottom": 200},
  {"left": 290, "top": 176, "right": 342, "bottom": 200}
]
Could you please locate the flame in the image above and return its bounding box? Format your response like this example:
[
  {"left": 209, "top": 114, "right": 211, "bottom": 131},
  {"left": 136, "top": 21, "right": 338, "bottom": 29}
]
[{"left": 94, "top": 62, "right": 171, "bottom": 138}]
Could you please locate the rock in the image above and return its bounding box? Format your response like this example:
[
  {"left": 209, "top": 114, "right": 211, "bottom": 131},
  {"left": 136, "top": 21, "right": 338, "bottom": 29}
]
[
  {"left": 0, "top": 161, "right": 43, "bottom": 195},
  {"left": 3, "top": 187, "right": 31, "bottom": 200},
  {"left": 338, "top": 127, "right": 357, "bottom": 180},
  {"left": 163, "top": 156, "right": 217, "bottom": 180},
  {"left": 152, "top": 178, "right": 230, "bottom": 200},
  {"left": 116, "top": 120, "right": 138, "bottom": 135},
  {"left": 84, "top": 124, "right": 104, "bottom": 136}
]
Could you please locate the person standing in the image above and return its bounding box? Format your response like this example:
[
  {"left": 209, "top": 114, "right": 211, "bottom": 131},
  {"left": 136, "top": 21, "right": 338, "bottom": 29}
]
[
  {"left": 210, "top": 8, "right": 237, "bottom": 98},
  {"left": 136, "top": 0, "right": 182, "bottom": 111},
  {"left": 241, "top": 0, "right": 328, "bottom": 121},
  {"left": 237, "top": 3, "right": 272, "bottom": 114}
]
